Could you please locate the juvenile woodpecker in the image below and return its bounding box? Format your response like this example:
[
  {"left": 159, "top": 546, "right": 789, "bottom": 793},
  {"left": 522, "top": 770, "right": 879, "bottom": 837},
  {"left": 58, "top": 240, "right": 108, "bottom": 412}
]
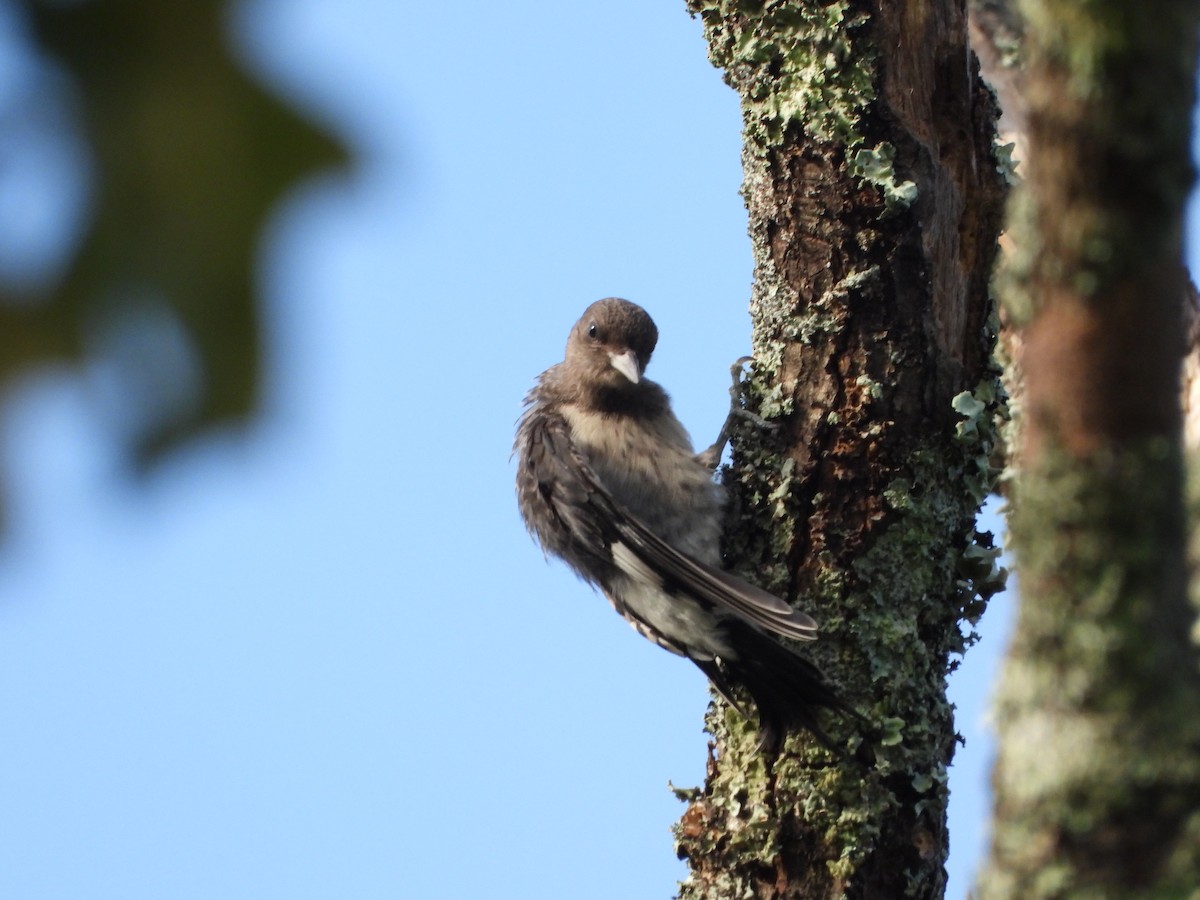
[{"left": 515, "top": 298, "right": 852, "bottom": 750}]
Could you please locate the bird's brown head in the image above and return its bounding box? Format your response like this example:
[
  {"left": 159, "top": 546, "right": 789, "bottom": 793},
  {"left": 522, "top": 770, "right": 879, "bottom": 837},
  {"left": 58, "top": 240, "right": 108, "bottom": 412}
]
[{"left": 564, "top": 298, "right": 659, "bottom": 393}]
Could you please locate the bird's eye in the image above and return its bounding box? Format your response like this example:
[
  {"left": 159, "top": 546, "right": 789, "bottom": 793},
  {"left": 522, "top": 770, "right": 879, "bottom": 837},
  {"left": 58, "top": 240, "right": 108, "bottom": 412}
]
[{"left": 587, "top": 322, "right": 599, "bottom": 341}]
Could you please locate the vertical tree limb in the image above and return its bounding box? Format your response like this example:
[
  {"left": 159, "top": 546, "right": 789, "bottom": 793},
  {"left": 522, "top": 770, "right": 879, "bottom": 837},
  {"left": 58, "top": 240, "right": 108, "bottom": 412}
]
[
  {"left": 981, "top": 1, "right": 1200, "bottom": 895},
  {"left": 674, "top": 2, "right": 1006, "bottom": 896}
]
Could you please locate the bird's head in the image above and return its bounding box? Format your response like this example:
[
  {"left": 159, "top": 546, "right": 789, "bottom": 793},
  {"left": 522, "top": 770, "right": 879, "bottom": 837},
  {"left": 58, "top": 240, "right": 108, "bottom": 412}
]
[{"left": 564, "top": 298, "right": 659, "bottom": 392}]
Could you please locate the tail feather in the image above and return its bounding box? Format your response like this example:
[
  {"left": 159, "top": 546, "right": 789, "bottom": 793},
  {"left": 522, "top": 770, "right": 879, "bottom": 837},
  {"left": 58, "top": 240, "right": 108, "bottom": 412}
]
[{"left": 695, "top": 624, "right": 864, "bottom": 756}]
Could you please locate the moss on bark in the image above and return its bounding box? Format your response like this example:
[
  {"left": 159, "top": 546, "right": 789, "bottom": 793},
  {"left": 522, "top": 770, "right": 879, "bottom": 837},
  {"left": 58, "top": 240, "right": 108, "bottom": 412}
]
[
  {"left": 983, "top": 0, "right": 1200, "bottom": 896},
  {"left": 674, "top": 2, "right": 1006, "bottom": 896}
]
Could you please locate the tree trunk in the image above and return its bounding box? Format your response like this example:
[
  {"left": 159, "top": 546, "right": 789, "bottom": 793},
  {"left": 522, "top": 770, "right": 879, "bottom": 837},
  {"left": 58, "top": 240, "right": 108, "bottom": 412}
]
[
  {"left": 673, "top": 2, "right": 1006, "bottom": 897},
  {"left": 980, "top": 1, "right": 1200, "bottom": 896}
]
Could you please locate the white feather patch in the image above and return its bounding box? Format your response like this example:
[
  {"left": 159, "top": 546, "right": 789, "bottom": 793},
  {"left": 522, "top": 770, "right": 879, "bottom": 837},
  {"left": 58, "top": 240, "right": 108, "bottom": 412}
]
[{"left": 611, "top": 541, "right": 733, "bottom": 659}]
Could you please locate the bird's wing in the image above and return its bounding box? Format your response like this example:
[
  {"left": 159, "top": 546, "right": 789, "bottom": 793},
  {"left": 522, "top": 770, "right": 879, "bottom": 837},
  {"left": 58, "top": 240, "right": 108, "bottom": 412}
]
[
  {"left": 609, "top": 498, "right": 819, "bottom": 642},
  {"left": 517, "top": 407, "right": 818, "bottom": 642},
  {"left": 516, "top": 401, "right": 614, "bottom": 572}
]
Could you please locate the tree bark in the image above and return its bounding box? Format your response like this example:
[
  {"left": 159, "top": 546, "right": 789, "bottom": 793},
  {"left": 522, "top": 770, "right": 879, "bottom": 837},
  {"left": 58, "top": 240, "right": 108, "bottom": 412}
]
[
  {"left": 980, "top": 1, "right": 1200, "bottom": 896},
  {"left": 673, "top": 2, "right": 1006, "bottom": 897}
]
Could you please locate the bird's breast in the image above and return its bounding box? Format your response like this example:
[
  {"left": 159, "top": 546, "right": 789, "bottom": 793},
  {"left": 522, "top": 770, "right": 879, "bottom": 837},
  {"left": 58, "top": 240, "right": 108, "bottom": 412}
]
[{"left": 560, "top": 402, "right": 724, "bottom": 564}]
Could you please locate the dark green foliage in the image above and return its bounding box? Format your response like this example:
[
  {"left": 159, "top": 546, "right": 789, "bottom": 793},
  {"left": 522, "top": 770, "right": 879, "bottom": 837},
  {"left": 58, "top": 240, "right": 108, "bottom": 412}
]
[{"left": 0, "top": 0, "right": 345, "bottom": 477}]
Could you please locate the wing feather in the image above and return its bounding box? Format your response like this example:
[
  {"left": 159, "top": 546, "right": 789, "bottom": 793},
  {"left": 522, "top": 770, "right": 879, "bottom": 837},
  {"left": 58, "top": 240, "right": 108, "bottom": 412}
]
[{"left": 516, "top": 403, "right": 818, "bottom": 642}]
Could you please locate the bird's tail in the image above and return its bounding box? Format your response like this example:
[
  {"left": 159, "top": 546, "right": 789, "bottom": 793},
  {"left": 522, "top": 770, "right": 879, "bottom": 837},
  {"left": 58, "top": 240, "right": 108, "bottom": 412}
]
[{"left": 696, "top": 624, "right": 866, "bottom": 757}]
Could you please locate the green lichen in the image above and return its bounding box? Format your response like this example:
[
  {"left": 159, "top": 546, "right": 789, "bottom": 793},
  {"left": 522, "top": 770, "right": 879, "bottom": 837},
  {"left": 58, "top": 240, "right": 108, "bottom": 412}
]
[
  {"left": 953, "top": 376, "right": 1008, "bottom": 504},
  {"left": 849, "top": 144, "right": 919, "bottom": 215},
  {"left": 719, "top": 428, "right": 796, "bottom": 595},
  {"left": 768, "top": 434, "right": 995, "bottom": 888},
  {"left": 1006, "top": 1, "right": 1197, "bottom": 310},
  {"left": 673, "top": 700, "right": 811, "bottom": 887},
  {"left": 878, "top": 716, "right": 906, "bottom": 747},
  {"left": 984, "top": 440, "right": 1200, "bottom": 896},
  {"left": 751, "top": 267, "right": 883, "bottom": 361},
  {"left": 949, "top": 378, "right": 1010, "bottom": 626},
  {"left": 957, "top": 536, "right": 1007, "bottom": 620},
  {"left": 854, "top": 373, "right": 883, "bottom": 403},
  {"left": 678, "top": 1, "right": 1007, "bottom": 893},
  {"left": 994, "top": 139, "right": 1019, "bottom": 185},
  {"left": 951, "top": 390, "right": 988, "bottom": 441},
  {"left": 687, "top": 0, "right": 898, "bottom": 208},
  {"left": 882, "top": 477, "right": 914, "bottom": 513},
  {"left": 687, "top": 416, "right": 1001, "bottom": 895},
  {"left": 689, "top": 0, "right": 873, "bottom": 147}
]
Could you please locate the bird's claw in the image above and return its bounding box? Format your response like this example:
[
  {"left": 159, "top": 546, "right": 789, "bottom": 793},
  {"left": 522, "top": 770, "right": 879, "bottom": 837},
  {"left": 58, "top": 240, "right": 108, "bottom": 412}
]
[{"left": 697, "top": 356, "right": 779, "bottom": 470}]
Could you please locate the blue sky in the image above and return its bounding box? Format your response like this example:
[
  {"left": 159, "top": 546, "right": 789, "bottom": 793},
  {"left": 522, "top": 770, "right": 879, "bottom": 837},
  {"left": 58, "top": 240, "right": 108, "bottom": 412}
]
[{"left": 9, "top": 0, "right": 1189, "bottom": 897}]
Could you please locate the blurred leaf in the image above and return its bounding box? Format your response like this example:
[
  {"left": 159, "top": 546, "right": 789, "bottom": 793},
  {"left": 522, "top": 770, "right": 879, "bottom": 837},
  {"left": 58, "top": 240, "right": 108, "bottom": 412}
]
[{"left": 1, "top": 0, "right": 345, "bottom": 465}]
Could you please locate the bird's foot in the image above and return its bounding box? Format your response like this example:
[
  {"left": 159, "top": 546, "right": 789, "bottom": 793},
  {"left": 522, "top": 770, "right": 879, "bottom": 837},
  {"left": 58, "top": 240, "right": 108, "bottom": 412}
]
[{"left": 696, "top": 356, "right": 779, "bottom": 470}]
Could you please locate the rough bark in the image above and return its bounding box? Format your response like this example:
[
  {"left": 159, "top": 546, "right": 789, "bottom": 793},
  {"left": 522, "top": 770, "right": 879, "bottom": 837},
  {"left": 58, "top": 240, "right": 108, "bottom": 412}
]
[
  {"left": 971, "top": 0, "right": 1200, "bottom": 472},
  {"left": 980, "top": 1, "right": 1200, "bottom": 896},
  {"left": 673, "top": 2, "right": 1006, "bottom": 897}
]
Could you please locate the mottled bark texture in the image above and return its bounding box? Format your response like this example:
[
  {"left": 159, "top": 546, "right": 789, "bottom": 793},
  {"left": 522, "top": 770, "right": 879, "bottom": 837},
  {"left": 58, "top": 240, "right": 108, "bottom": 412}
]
[
  {"left": 971, "top": 0, "right": 1200, "bottom": 473},
  {"left": 981, "top": 1, "right": 1200, "bottom": 897},
  {"left": 673, "top": 2, "right": 1006, "bottom": 897}
]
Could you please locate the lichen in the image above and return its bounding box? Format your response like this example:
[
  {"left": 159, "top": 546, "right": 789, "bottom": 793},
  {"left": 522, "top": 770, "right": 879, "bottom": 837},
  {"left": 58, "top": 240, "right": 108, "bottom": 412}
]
[
  {"left": 688, "top": 0, "right": 874, "bottom": 147},
  {"left": 687, "top": 0, "right": 913, "bottom": 212},
  {"left": 984, "top": 441, "right": 1200, "bottom": 896},
  {"left": 849, "top": 144, "right": 919, "bottom": 215},
  {"left": 993, "top": 139, "right": 1019, "bottom": 185},
  {"left": 677, "top": 0, "right": 1007, "bottom": 894}
]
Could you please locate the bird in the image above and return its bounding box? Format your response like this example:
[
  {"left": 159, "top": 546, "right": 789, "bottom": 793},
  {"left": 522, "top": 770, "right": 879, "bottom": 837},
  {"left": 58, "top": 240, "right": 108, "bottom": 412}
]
[{"left": 514, "top": 297, "right": 853, "bottom": 751}]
